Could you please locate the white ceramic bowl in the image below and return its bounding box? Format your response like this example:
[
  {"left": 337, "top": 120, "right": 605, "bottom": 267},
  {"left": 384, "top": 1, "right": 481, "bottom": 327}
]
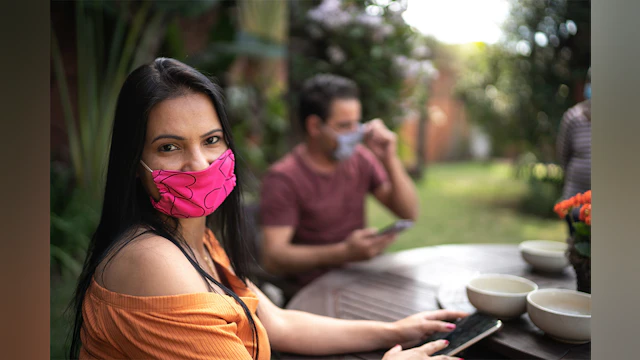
[
  {"left": 466, "top": 274, "right": 538, "bottom": 319},
  {"left": 527, "top": 289, "right": 591, "bottom": 344},
  {"left": 519, "top": 240, "right": 569, "bottom": 272}
]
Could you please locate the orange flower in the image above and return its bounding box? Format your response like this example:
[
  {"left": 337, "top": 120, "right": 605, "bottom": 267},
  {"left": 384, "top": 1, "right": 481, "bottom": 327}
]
[
  {"left": 579, "top": 204, "right": 591, "bottom": 221},
  {"left": 554, "top": 201, "right": 570, "bottom": 218},
  {"left": 570, "top": 191, "right": 592, "bottom": 206},
  {"left": 553, "top": 190, "right": 592, "bottom": 224},
  {"left": 573, "top": 193, "right": 583, "bottom": 205},
  {"left": 554, "top": 203, "right": 562, "bottom": 215}
]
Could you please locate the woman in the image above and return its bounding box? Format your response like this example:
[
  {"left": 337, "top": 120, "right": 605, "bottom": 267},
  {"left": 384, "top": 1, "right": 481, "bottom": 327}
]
[
  {"left": 69, "top": 58, "right": 467, "bottom": 360},
  {"left": 557, "top": 70, "right": 591, "bottom": 238},
  {"left": 557, "top": 69, "right": 591, "bottom": 201}
]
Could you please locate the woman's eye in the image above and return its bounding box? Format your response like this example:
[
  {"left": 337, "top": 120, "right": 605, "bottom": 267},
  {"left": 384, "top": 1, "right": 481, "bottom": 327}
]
[
  {"left": 205, "top": 136, "right": 221, "bottom": 145},
  {"left": 159, "top": 144, "right": 178, "bottom": 152}
]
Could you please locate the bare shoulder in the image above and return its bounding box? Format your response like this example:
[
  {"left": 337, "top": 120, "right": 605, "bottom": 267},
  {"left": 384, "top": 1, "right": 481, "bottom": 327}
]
[{"left": 96, "top": 231, "right": 209, "bottom": 296}]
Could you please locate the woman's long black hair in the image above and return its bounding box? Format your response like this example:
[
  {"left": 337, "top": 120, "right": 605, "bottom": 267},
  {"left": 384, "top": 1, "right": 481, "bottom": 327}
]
[{"left": 69, "top": 58, "right": 259, "bottom": 359}]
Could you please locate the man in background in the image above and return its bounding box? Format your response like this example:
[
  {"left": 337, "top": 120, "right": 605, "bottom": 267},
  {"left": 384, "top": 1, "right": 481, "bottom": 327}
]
[{"left": 258, "top": 74, "right": 419, "bottom": 297}]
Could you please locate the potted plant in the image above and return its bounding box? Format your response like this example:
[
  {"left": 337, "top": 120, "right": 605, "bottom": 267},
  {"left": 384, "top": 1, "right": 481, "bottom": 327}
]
[{"left": 554, "top": 190, "right": 591, "bottom": 293}]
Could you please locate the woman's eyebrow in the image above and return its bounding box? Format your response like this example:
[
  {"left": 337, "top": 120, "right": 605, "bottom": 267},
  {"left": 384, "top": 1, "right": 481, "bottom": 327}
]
[
  {"left": 151, "top": 129, "right": 222, "bottom": 143},
  {"left": 201, "top": 128, "right": 223, "bottom": 138},
  {"left": 151, "top": 134, "right": 185, "bottom": 143}
]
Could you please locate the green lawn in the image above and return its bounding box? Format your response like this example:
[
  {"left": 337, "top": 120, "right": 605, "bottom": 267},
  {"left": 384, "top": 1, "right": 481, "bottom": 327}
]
[
  {"left": 51, "top": 160, "right": 565, "bottom": 358},
  {"left": 367, "top": 161, "right": 566, "bottom": 252}
]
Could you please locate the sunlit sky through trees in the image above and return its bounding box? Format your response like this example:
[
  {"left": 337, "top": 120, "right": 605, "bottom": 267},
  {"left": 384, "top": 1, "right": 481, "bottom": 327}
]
[{"left": 402, "top": 0, "right": 510, "bottom": 44}]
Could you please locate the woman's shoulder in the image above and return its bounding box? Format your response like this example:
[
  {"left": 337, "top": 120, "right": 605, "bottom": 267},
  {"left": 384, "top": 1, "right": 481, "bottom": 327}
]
[
  {"left": 563, "top": 100, "right": 591, "bottom": 124},
  {"left": 95, "top": 230, "right": 209, "bottom": 297}
]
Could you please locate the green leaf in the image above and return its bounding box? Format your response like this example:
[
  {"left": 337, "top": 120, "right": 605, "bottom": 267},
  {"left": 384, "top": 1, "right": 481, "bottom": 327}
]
[
  {"left": 574, "top": 242, "right": 591, "bottom": 258},
  {"left": 50, "top": 244, "right": 83, "bottom": 276},
  {"left": 50, "top": 213, "right": 92, "bottom": 248},
  {"left": 51, "top": 32, "right": 83, "bottom": 186},
  {"left": 573, "top": 222, "right": 591, "bottom": 237},
  {"left": 76, "top": 0, "right": 93, "bottom": 187},
  {"left": 153, "top": 0, "right": 220, "bottom": 17},
  {"left": 208, "top": 31, "right": 286, "bottom": 59},
  {"left": 164, "top": 19, "right": 188, "bottom": 60},
  {"left": 104, "top": 7, "right": 126, "bottom": 97},
  {"left": 131, "top": 11, "right": 166, "bottom": 70}
]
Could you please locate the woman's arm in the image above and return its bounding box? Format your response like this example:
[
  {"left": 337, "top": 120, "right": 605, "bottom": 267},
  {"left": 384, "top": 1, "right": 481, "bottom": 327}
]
[
  {"left": 249, "top": 283, "right": 466, "bottom": 356},
  {"left": 557, "top": 112, "right": 574, "bottom": 170}
]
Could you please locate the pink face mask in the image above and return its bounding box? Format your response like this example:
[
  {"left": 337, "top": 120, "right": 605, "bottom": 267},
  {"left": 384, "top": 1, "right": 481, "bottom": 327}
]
[{"left": 140, "top": 149, "right": 237, "bottom": 218}]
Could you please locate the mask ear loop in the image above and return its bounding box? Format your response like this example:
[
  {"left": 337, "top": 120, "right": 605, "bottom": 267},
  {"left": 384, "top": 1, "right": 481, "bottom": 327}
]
[
  {"left": 139, "top": 160, "right": 162, "bottom": 202},
  {"left": 140, "top": 160, "right": 154, "bottom": 173}
]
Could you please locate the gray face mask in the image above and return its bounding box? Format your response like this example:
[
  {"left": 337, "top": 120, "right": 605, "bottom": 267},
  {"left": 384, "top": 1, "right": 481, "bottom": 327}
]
[{"left": 333, "top": 124, "right": 364, "bottom": 161}]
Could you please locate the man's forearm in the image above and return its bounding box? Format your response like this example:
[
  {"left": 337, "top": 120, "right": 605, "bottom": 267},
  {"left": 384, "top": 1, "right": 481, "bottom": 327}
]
[
  {"left": 263, "top": 242, "right": 349, "bottom": 275},
  {"left": 383, "top": 155, "right": 419, "bottom": 220}
]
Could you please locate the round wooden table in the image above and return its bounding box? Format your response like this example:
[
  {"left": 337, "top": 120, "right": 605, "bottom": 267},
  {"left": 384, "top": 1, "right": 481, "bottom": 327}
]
[{"left": 278, "top": 244, "right": 590, "bottom": 360}]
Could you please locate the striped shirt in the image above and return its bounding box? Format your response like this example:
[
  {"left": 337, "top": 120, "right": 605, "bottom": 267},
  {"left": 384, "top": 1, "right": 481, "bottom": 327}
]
[{"left": 557, "top": 100, "right": 591, "bottom": 199}]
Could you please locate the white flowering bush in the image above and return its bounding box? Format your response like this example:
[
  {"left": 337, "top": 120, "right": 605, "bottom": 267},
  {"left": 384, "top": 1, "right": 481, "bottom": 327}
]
[{"left": 290, "top": 0, "right": 436, "bottom": 129}]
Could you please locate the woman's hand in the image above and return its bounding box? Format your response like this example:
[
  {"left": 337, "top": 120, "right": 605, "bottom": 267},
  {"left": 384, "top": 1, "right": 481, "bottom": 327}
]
[
  {"left": 382, "top": 340, "right": 463, "bottom": 360},
  {"left": 388, "top": 309, "right": 469, "bottom": 349}
]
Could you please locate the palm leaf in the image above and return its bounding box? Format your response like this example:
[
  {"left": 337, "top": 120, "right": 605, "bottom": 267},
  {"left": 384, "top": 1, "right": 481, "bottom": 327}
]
[
  {"left": 96, "top": 2, "right": 153, "bottom": 179},
  {"left": 51, "top": 32, "right": 83, "bottom": 185},
  {"left": 50, "top": 244, "right": 83, "bottom": 277}
]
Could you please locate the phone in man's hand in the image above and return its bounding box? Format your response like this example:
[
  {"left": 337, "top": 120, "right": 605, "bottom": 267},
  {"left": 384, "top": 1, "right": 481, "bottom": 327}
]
[{"left": 376, "top": 219, "right": 414, "bottom": 236}]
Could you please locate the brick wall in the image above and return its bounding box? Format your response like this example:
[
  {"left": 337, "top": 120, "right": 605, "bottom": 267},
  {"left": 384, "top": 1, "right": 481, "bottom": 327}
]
[{"left": 398, "top": 64, "right": 470, "bottom": 165}]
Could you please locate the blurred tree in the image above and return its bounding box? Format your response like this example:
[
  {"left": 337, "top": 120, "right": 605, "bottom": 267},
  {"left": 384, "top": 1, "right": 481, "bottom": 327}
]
[
  {"left": 51, "top": 0, "right": 222, "bottom": 199},
  {"left": 183, "top": 0, "right": 289, "bottom": 182},
  {"left": 399, "top": 35, "right": 441, "bottom": 179},
  {"left": 455, "top": 0, "right": 591, "bottom": 161},
  {"left": 50, "top": 0, "right": 222, "bottom": 274},
  {"left": 288, "top": 0, "right": 425, "bottom": 142}
]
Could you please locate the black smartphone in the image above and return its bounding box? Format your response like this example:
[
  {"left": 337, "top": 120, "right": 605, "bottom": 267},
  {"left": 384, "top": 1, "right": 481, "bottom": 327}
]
[
  {"left": 414, "top": 312, "right": 502, "bottom": 356},
  {"left": 376, "top": 219, "right": 414, "bottom": 236}
]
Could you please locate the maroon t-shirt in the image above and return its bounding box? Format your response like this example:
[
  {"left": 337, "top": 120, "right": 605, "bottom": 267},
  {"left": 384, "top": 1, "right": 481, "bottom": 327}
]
[{"left": 259, "top": 144, "right": 389, "bottom": 286}]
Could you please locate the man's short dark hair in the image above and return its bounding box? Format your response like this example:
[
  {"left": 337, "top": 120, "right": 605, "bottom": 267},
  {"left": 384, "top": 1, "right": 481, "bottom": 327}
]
[{"left": 299, "top": 74, "right": 359, "bottom": 133}]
